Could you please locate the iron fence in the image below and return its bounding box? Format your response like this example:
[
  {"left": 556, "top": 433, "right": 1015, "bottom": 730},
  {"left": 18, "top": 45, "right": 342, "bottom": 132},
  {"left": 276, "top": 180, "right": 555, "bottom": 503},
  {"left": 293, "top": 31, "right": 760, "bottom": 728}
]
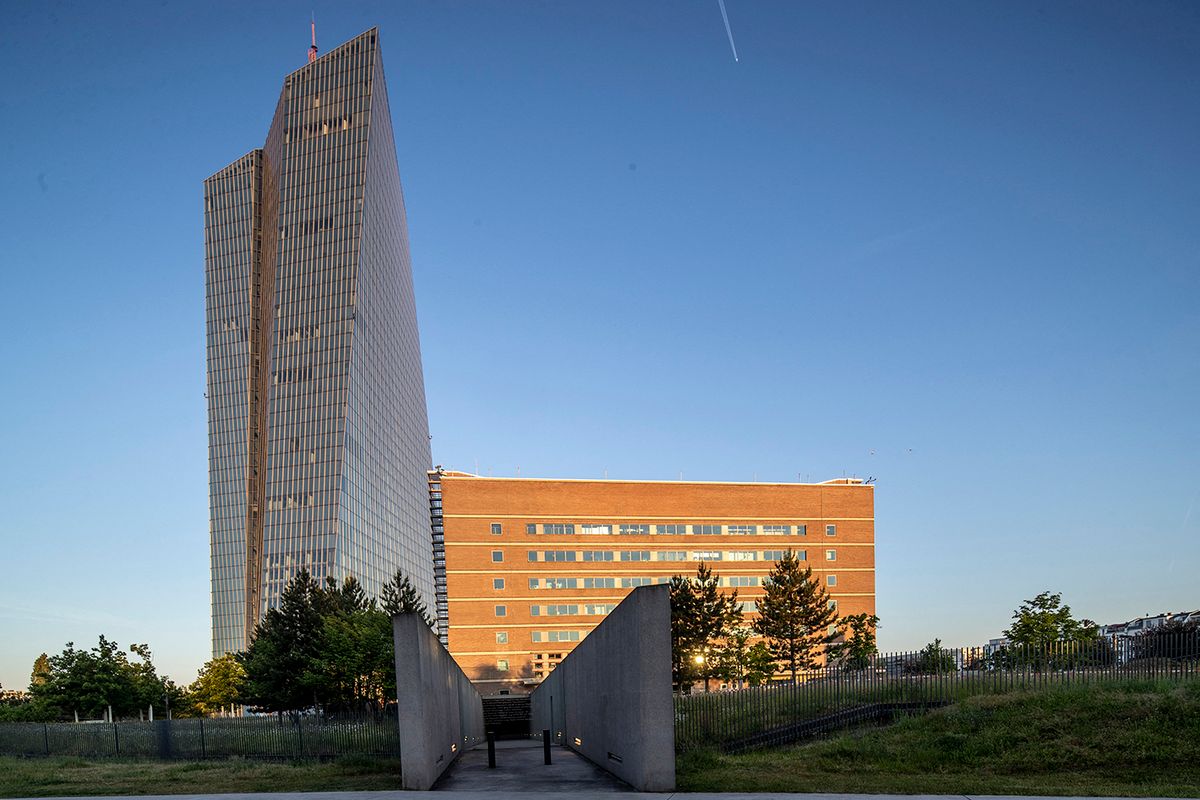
[
  {"left": 674, "top": 632, "right": 1200, "bottom": 753},
  {"left": 0, "top": 712, "right": 401, "bottom": 761}
]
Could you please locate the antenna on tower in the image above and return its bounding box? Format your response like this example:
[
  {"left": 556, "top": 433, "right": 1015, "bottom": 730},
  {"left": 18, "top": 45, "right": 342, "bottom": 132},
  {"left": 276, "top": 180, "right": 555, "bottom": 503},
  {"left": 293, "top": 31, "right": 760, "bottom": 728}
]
[{"left": 307, "top": 14, "right": 318, "bottom": 63}]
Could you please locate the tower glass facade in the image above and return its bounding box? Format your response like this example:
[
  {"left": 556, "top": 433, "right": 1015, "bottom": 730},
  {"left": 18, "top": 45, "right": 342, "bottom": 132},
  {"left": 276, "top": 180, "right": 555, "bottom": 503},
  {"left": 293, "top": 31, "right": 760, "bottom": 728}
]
[{"left": 204, "top": 28, "right": 436, "bottom": 657}]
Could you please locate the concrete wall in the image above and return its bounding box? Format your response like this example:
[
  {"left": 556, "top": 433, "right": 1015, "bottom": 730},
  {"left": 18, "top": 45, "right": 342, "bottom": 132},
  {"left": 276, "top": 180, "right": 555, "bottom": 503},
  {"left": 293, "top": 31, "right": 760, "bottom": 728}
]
[
  {"left": 529, "top": 584, "right": 675, "bottom": 791},
  {"left": 393, "top": 613, "right": 485, "bottom": 790}
]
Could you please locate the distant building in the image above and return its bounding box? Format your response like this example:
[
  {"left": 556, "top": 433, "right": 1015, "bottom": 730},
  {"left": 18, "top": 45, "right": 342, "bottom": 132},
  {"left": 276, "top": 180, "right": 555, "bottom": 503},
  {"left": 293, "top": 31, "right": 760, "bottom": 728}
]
[
  {"left": 432, "top": 471, "right": 875, "bottom": 693},
  {"left": 1100, "top": 610, "right": 1200, "bottom": 638},
  {"left": 204, "top": 28, "right": 436, "bottom": 656}
]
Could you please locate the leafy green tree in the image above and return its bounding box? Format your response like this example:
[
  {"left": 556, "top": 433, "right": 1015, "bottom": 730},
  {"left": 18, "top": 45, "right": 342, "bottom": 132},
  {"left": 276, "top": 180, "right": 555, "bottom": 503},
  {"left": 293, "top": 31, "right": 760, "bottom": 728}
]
[
  {"left": 189, "top": 654, "right": 247, "bottom": 716},
  {"left": 240, "top": 569, "right": 324, "bottom": 713},
  {"left": 830, "top": 613, "right": 880, "bottom": 670},
  {"left": 1005, "top": 591, "right": 1098, "bottom": 647},
  {"left": 304, "top": 582, "right": 396, "bottom": 713},
  {"left": 908, "top": 638, "right": 957, "bottom": 674},
  {"left": 1131, "top": 618, "right": 1200, "bottom": 662},
  {"left": 742, "top": 642, "right": 778, "bottom": 686},
  {"left": 712, "top": 626, "right": 778, "bottom": 688},
  {"left": 380, "top": 569, "right": 433, "bottom": 627},
  {"left": 28, "top": 636, "right": 173, "bottom": 720},
  {"left": 754, "top": 551, "right": 838, "bottom": 683},
  {"left": 1002, "top": 591, "right": 1099, "bottom": 669}
]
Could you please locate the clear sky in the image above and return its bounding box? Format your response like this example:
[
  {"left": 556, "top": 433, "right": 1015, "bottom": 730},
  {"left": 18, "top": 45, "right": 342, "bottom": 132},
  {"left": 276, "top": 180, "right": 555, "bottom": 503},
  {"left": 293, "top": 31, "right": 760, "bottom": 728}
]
[{"left": 1, "top": 0, "right": 1197, "bottom": 690}]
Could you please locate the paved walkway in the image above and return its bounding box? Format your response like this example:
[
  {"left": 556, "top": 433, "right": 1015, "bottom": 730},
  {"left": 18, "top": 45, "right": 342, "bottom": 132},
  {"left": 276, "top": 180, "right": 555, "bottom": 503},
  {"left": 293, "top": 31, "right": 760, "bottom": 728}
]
[{"left": 433, "top": 740, "right": 627, "bottom": 792}]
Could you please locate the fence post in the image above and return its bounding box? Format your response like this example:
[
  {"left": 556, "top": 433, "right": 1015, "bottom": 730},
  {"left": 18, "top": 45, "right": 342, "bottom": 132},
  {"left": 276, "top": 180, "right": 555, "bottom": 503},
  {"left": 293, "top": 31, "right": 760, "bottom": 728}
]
[
  {"left": 200, "top": 717, "right": 206, "bottom": 760},
  {"left": 113, "top": 722, "right": 120, "bottom": 755},
  {"left": 43, "top": 723, "right": 49, "bottom": 756}
]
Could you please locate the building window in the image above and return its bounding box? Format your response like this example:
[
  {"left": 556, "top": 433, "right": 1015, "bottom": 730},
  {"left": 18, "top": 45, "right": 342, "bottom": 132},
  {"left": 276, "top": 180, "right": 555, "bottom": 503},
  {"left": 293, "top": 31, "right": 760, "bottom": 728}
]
[
  {"left": 582, "top": 550, "right": 613, "bottom": 562},
  {"left": 497, "top": 659, "right": 509, "bottom": 672},
  {"left": 692, "top": 550, "right": 723, "bottom": 561},
  {"left": 762, "top": 525, "right": 790, "bottom": 535},
  {"left": 529, "top": 578, "right": 539, "bottom": 589},
  {"left": 621, "top": 577, "right": 654, "bottom": 588},
  {"left": 826, "top": 549, "right": 836, "bottom": 561},
  {"left": 580, "top": 524, "right": 611, "bottom": 535},
  {"left": 496, "top": 631, "right": 508, "bottom": 644},
  {"left": 694, "top": 524, "right": 721, "bottom": 535},
  {"left": 656, "top": 524, "right": 687, "bottom": 535},
  {"left": 828, "top": 599, "right": 838, "bottom": 610},
  {"left": 727, "top": 525, "right": 756, "bottom": 536},
  {"left": 491, "top": 550, "right": 504, "bottom": 563},
  {"left": 544, "top": 523, "right": 575, "bottom": 535},
  {"left": 619, "top": 550, "right": 651, "bottom": 562},
  {"left": 761, "top": 550, "right": 784, "bottom": 561},
  {"left": 493, "top": 578, "right": 505, "bottom": 590},
  {"left": 491, "top": 523, "right": 503, "bottom": 535},
  {"left": 827, "top": 575, "right": 837, "bottom": 587},
  {"left": 495, "top": 605, "right": 507, "bottom": 617},
  {"left": 728, "top": 551, "right": 757, "bottom": 561},
  {"left": 619, "top": 524, "right": 650, "bottom": 536},
  {"left": 826, "top": 524, "right": 837, "bottom": 537},
  {"left": 526, "top": 523, "right": 537, "bottom": 535},
  {"left": 656, "top": 551, "right": 687, "bottom": 561},
  {"left": 797, "top": 524, "right": 808, "bottom": 536}
]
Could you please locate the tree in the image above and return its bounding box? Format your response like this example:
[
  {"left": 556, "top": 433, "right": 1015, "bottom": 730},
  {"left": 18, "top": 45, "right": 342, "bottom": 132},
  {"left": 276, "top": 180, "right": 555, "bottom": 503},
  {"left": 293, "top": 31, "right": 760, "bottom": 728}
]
[
  {"left": 189, "top": 654, "right": 247, "bottom": 716},
  {"left": 380, "top": 569, "right": 433, "bottom": 627},
  {"left": 711, "top": 626, "right": 777, "bottom": 688},
  {"left": 28, "top": 636, "right": 172, "bottom": 720},
  {"left": 1003, "top": 591, "right": 1099, "bottom": 669},
  {"left": 830, "top": 613, "right": 880, "bottom": 671},
  {"left": 30, "top": 654, "right": 50, "bottom": 687},
  {"left": 304, "top": 585, "right": 396, "bottom": 714},
  {"left": 668, "top": 564, "right": 741, "bottom": 692},
  {"left": 1131, "top": 618, "right": 1200, "bottom": 662},
  {"left": 908, "top": 638, "right": 957, "bottom": 674},
  {"left": 754, "top": 551, "right": 838, "bottom": 683},
  {"left": 240, "top": 569, "right": 325, "bottom": 713},
  {"left": 1005, "top": 591, "right": 1097, "bottom": 647},
  {"left": 669, "top": 574, "right": 699, "bottom": 690}
]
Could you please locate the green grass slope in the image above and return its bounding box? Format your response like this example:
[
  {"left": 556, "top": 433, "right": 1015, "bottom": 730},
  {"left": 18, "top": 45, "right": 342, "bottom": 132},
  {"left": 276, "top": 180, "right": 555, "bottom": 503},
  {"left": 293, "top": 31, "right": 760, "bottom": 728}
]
[
  {"left": 677, "top": 679, "right": 1200, "bottom": 796},
  {"left": 0, "top": 756, "right": 402, "bottom": 798}
]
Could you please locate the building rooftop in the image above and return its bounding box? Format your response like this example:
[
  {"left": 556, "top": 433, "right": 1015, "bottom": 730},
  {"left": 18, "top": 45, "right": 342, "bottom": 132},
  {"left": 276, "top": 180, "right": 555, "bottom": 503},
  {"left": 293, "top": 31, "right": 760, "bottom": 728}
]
[{"left": 432, "top": 469, "right": 869, "bottom": 487}]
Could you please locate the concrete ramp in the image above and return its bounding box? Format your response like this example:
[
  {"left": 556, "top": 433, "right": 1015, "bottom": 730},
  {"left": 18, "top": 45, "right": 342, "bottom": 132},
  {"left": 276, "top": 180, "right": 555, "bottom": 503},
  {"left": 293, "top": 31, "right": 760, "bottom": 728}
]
[
  {"left": 434, "top": 739, "right": 628, "bottom": 792},
  {"left": 529, "top": 584, "right": 675, "bottom": 791}
]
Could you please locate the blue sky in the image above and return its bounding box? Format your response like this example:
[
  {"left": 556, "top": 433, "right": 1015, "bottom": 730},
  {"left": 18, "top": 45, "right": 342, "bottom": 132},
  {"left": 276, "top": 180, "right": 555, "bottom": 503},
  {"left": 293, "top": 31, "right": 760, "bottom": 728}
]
[{"left": 1, "top": 0, "right": 1197, "bottom": 689}]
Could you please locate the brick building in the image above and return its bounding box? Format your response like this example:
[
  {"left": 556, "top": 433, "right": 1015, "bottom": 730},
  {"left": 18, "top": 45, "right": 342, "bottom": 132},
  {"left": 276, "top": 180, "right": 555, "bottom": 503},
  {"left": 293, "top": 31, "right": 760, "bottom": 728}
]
[{"left": 431, "top": 470, "right": 875, "bottom": 693}]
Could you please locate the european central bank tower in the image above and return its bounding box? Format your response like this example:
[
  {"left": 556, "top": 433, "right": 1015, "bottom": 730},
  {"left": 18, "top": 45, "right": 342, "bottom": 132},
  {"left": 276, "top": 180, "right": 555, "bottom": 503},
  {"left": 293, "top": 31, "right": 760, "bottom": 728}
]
[{"left": 203, "top": 29, "right": 439, "bottom": 657}]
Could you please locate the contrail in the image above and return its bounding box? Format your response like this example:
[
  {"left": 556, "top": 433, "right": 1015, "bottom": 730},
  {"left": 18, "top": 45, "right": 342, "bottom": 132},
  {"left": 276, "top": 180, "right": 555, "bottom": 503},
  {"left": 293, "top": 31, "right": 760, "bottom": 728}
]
[{"left": 717, "top": 0, "right": 739, "bottom": 62}]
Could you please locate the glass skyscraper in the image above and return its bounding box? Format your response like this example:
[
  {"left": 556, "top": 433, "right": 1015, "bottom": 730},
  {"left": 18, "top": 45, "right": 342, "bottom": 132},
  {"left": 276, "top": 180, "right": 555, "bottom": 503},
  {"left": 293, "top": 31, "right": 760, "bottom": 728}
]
[{"left": 203, "top": 28, "right": 437, "bottom": 657}]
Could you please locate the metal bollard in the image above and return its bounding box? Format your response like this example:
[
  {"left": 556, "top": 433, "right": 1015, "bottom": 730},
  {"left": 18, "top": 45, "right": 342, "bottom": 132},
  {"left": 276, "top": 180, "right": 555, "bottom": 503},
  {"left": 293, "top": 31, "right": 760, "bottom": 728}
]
[
  {"left": 487, "top": 730, "right": 496, "bottom": 768},
  {"left": 543, "top": 729, "right": 552, "bottom": 764}
]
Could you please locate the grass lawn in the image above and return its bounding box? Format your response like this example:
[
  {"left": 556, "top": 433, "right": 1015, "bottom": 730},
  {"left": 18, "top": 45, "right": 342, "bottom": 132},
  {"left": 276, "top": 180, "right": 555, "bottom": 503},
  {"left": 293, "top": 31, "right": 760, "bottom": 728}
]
[
  {"left": 677, "top": 679, "right": 1200, "bottom": 796},
  {"left": 0, "top": 756, "right": 401, "bottom": 798}
]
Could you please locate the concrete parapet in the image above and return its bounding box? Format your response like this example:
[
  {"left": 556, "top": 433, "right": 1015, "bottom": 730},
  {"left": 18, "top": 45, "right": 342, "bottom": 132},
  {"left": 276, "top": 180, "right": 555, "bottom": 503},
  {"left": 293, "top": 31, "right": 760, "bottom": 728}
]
[
  {"left": 529, "top": 584, "right": 675, "bottom": 791},
  {"left": 393, "top": 613, "right": 485, "bottom": 789}
]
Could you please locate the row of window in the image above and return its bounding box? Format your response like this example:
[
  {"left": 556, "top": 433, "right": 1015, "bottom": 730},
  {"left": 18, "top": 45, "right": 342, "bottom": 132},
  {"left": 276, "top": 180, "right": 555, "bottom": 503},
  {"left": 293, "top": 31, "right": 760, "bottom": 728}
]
[
  {"left": 493, "top": 585, "right": 836, "bottom": 618},
  {"left": 520, "top": 574, "right": 838, "bottom": 590},
  {"left": 529, "top": 604, "right": 617, "bottom": 616},
  {"left": 490, "top": 522, "right": 838, "bottom": 537},
  {"left": 515, "top": 549, "right": 834, "bottom": 563}
]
